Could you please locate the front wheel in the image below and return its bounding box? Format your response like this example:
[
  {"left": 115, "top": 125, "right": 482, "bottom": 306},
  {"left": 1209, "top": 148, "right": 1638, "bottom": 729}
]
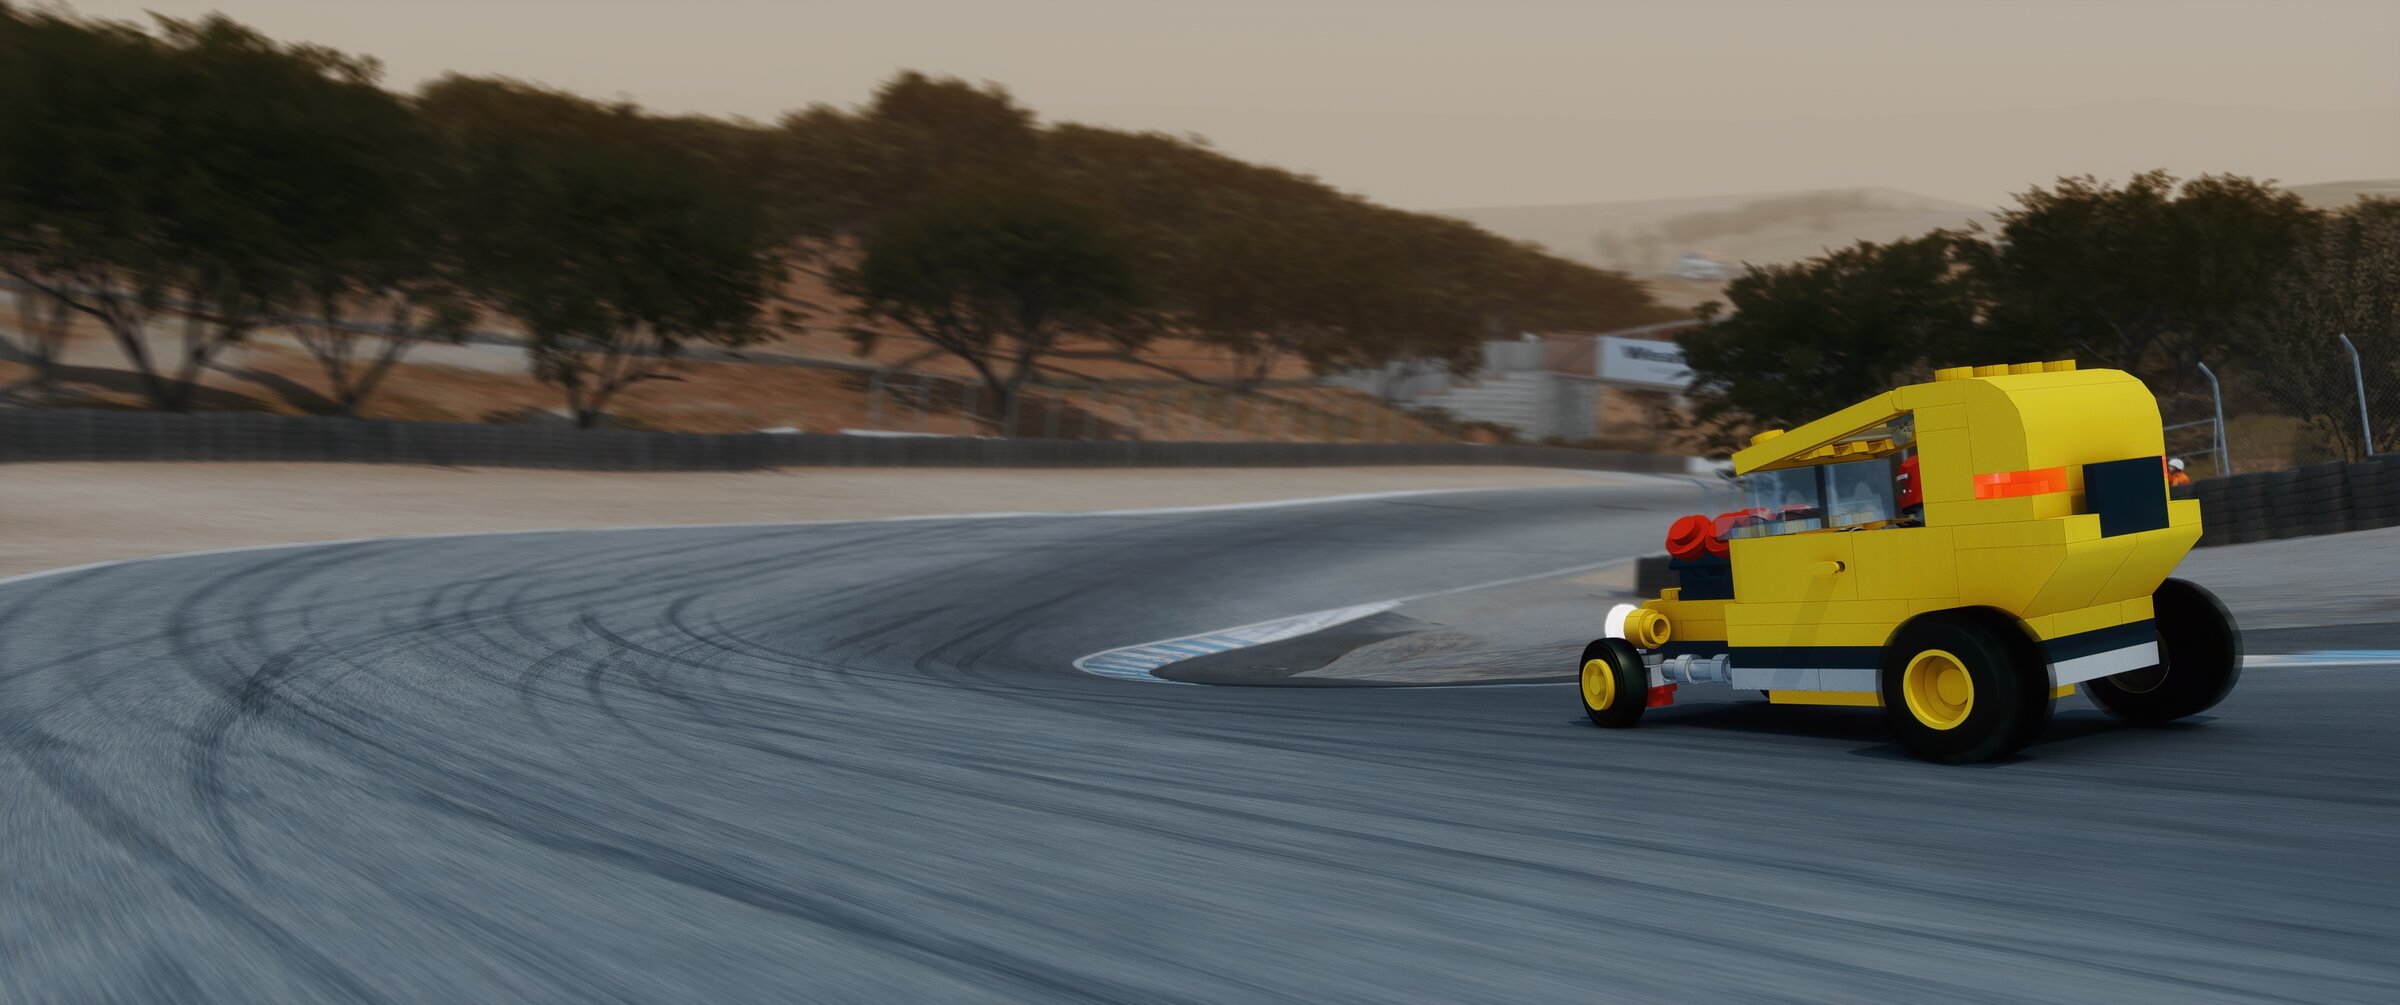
[
  {"left": 1879, "top": 613, "right": 2049, "bottom": 764},
  {"left": 1579, "top": 638, "right": 1648, "bottom": 728},
  {"left": 2085, "top": 578, "right": 2241, "bottom": 725}
]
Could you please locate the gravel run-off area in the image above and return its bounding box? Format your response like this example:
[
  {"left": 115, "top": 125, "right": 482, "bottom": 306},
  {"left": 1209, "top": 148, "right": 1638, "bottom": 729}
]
[{"left": 0, "top": 462, "right": 1630, "bottom": 579}]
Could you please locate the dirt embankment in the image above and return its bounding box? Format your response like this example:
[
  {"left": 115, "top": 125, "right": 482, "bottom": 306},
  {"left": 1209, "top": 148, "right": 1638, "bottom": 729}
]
[{"left": 0, "top": 463, "right": 1619, "bottom": 579}]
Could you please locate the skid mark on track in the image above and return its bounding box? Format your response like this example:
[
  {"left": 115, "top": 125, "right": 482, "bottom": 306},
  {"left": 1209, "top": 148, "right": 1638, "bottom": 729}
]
[{"left": 0, "top": 484, "right": 1604, "bottom": 592}]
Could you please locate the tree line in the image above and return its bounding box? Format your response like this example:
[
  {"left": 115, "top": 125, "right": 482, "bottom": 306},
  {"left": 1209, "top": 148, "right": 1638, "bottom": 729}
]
[
  {"left": 0, "top": 5, "right": 1672, "bottom": 430},
  {"left": 1682, "top": 171, "right": 2400, "bottom": 459}
]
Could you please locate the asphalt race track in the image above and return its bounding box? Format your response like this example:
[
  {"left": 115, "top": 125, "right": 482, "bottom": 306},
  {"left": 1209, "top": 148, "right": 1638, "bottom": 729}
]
[{"left": 3, "top": 482, "right": 2395, "bottom": 1003}]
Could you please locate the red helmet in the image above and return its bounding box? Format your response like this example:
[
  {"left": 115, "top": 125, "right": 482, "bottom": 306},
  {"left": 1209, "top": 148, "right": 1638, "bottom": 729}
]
[{"left": 1896, "top": 454, "right": 1924, "bottom": 509}]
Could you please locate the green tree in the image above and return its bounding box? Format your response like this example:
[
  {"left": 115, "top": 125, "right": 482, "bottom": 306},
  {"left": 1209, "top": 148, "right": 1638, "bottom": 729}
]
[
  {"left": 1967, "top": 171, "right": 2323, "bottom": 392},
  {"left": 267, "top": 39, "right": 461, "bottom": 417},
  {"left": 1681, "top": 233, "right": 1984, "bottom": 447},
  {"left": 423, "top": 77, "right": 778, "bottom": 428},
  {"left": 0, "top": 5, "right": 176, "bottom": 398},
  {"left": 757, "top": 75, "right": 1667, "bottom": 409},
  {"left": 1036, "top": 122, "right": 1666, "bottom": 389},
  {"left": 134, "top": 15, "right": 417, "bottom": 411},
  {"left": 838, "top": 189, "right": 1144, "bottom": 433},
  {"left": 2246, "top": 199, "right": 2400, "bottom": 458},
  {"left": 766, "top": 73, "right": 1042, "bottom": 275},
  {"left": 286, "top": 290, "right": 472, "bottom": 418},
  {"left": 1035, "top": 124, "right": 1342, "bottom": 386},
  {"left": 1, "top": 9, "right": 422, "bottom": 411}
]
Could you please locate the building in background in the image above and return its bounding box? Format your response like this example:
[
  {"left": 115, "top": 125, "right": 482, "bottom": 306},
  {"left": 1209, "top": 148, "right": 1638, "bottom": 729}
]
[
  {"left": 1670, "top": 253, "right": 1735, "bottom": 281},
  {"left": 1335, "top": 320, "right": 1701, "bottom": 442}
]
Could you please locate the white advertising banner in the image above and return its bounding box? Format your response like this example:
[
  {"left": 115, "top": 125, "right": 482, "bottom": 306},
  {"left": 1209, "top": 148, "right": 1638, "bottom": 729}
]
[{"left": 1597, "top": 336, "right": 1691, "bottom": 390}]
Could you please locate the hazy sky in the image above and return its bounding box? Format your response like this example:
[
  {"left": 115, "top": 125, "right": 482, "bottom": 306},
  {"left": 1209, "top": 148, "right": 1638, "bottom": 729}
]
[{"left": 68, "top": 0, "right": 2400, "bottom": 210}]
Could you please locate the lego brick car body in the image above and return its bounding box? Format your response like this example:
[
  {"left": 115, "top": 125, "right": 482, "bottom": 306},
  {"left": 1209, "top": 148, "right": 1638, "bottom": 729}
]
[{"left": 1579, "top": 361, "right": 2242, "bottom": 763}]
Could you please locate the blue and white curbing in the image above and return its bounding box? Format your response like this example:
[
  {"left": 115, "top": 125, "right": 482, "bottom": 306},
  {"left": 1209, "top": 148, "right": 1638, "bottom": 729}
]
[
  {"left": 1073, "top": 601, "right": 1402, "bottom": 684},
  {"left": 1072, "top": 555, "right": 1639, "bottom": 683}
]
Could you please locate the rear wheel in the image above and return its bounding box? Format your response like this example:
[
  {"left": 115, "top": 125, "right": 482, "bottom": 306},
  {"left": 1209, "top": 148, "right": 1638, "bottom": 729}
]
[
  {"left": 1879, "top": 613, "right": 2048, "bottom": 764},
  {"left": 1579, "top": 638, "right": 1647, "bottom": 728},
  {"left": 2085, "top": 578, "right": 2241, "bottom": 725}
]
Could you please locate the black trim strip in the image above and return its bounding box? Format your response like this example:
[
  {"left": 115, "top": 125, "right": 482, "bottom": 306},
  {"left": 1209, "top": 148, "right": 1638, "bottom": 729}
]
[{"left": 2043, "top": 619, "right": 2156, "bottom": 662}]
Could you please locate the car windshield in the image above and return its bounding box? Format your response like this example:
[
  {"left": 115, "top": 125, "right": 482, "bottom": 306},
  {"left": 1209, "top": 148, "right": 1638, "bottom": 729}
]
[
  {"left": 1728, "top": 467, "right": 1824, "bottom": 538},
  {"left": 1729, "top": 414, "right": 1919, "bottom": 538},
  {"left": 1826, "top": 456, "right": 1899, "bottom": 528}
]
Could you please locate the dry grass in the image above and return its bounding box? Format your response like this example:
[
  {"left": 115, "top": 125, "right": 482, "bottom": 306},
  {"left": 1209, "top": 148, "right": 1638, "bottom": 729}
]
[
  {"left": 0, "top": 314, "right": 1440, "bottom": 440},
  {"left": 0, "top": 462, "right": 1624, "bottom": 578}
]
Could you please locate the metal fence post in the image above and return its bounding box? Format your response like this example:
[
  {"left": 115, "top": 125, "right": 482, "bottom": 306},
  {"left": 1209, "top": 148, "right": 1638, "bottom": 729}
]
[
  {"left": 962, "top": 380, "right": 980, "bottom": 432},
  {"left": 866, "top": 370, "right": 887, "bottom": 429},
  {"left": 2198, "top": 361, "right": 2229, "bottom": 475},
  {"left": 913, "top": 374, "right": 931, "bottom": 432},
  {"left": 1043, "top": 393, "right": 1061, "bottom": 439},
  {"left": 2340, "top": 333, "right": 2375, "bottom": 458}
]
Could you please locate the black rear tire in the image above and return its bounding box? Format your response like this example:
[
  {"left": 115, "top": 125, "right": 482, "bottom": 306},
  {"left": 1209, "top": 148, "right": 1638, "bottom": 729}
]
[
  {"left": 2085, "top": 578, "right": 2242, "bottom": 725},
  {"left": 1579, "top": 638, "right": 1648, "bottom": 728},
  {"left": 1879, "top": 613, "right": 2048, "bottom": 764}
]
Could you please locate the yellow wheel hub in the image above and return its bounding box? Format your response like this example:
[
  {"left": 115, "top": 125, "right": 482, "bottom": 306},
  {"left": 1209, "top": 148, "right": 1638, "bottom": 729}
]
[
  {"left": 1581, "top": 658, "right": 1617, "bottom": 710},
  {"left": 1901, "top": 649, "right": 1974, "bottom": 730}
]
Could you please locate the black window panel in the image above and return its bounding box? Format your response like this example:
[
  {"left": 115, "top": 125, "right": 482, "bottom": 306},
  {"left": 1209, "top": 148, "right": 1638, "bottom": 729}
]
[{"left": 2084, "top": 455, "right": 2170, "bottom": 537}]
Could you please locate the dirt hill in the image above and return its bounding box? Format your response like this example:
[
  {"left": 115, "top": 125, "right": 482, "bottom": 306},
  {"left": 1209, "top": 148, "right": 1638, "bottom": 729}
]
[
  {"left": 1441, "top": 187, "right": 1992, "bottom": 272},
  {"left": 1453, "top": 178, "right": 2399, "bottom": 309},
  {"left": 2287, "top": 178, "right": 2400, "bottom": 209}
]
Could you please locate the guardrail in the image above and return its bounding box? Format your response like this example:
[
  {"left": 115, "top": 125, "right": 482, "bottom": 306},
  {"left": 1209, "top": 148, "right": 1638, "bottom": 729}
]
[
  {"left": 0, "top": 409, "right": 1690, "bottom": 474},
  {"left": 2179, "top": 457, "right": 2400, "bottom": 545}
]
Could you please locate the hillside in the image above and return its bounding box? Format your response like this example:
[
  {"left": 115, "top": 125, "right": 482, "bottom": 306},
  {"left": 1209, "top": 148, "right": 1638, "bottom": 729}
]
[
  {"left": 2288, "top": 178, "right": 2400, "bottom": 209},
  {"left": 0, "top": 308, "right": 1450, "bottom": 442},
  {"left": 1452, "top": 178, "right": 2398, "bottom": 308},
  {"left": 1441, "top": 187, "right": 1992, "bottom": 273}
]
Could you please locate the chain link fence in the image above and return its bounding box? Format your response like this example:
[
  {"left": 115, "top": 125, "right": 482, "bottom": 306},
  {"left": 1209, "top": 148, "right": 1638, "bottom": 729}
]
[{"left": 2164, "top": 332, "right": 2396, "bottom": 478}]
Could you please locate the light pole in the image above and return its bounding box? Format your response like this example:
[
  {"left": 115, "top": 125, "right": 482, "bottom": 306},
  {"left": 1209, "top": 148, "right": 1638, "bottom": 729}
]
[
  {"left": 2339, "top": 333, "right": 2375, "bottom": 458},
  {"left": 2197, "top": 361, "right": 2229, "bottom": 475}
]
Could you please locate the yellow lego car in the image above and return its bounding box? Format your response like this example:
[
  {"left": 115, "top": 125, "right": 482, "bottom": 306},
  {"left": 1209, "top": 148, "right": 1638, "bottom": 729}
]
[{"left": 1579, "top": 361, "right": 2241, "bottom": 763}]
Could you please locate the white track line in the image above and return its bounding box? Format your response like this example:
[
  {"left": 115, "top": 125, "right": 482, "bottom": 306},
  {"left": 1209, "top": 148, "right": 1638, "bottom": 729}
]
[
  {"left": 0, "top": 484, "right": 1599, "bottom": 592},
  {"left": 1337, "top": 651, "right": 2400, "bottom": 692},
  {"left": 1072, "top": 555, "right": 1641, "bottom": 683},
  {"left": 1074, "top": 599, "right": 2400, "bottom": 685},
  {"left": 2243, "top": 650, "right": 2400, "bottom": 668}
]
